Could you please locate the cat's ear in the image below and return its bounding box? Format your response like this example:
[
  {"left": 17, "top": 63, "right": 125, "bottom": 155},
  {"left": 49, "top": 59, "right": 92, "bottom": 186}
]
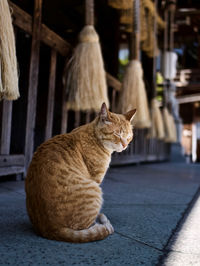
[
  {"left": 124, "top": 109, "right": 137, "bottom": 122},
  {"left": 99, "top": 102, "right": 111, "bottom": 124}
]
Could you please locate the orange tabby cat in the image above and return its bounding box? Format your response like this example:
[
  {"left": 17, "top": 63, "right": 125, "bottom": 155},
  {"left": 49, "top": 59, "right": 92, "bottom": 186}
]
[{"left": 25, "top": 103, "right": 136, "bottom": 243}]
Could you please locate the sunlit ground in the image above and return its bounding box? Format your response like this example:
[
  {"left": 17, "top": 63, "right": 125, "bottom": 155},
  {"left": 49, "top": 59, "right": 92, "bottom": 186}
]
[{"left": 164, "top": 194, "right": 200, "bottom": 265}]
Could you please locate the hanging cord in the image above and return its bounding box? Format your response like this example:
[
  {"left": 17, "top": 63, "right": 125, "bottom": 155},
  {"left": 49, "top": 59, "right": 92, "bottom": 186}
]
[
  {"left": 152, "top": 0, "right": 158, "bottom": 98},
  {"left": 85, "top": 0, "right": 94, "bottom": 26},
  {"left": 130, "top": 0, "right": 140, "bottom": 60},
  {"left": 163, "top": 9, "right": 169, "bottom": 108}
]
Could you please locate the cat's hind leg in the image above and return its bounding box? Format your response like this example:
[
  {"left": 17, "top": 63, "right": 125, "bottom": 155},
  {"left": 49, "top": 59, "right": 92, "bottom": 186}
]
[{"left": 97, "top": 213, "right": 114, "bottom": 234}]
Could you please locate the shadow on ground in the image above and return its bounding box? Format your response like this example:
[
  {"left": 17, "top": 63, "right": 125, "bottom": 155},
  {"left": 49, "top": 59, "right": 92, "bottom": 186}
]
[{"left": 0, "top": 161, "right": 200, "bottom": 265}]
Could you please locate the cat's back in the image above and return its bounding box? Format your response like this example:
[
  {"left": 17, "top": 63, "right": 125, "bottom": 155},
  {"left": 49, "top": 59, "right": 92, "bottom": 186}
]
[{"left": 26, "top": 125, "right": 90, "bottom": 184}]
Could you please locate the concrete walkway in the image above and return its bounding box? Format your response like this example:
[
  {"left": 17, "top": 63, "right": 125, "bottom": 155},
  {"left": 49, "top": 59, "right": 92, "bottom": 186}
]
[{"left": 0, "top": 161, "right": 200, "bottom": 265}]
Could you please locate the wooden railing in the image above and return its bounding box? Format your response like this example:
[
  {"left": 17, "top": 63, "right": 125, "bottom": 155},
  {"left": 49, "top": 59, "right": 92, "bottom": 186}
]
[
  {"left": 0, "top": 1, "right": 170, "bottom": 178},
  {"left": 175, "top": 69, "right": 200, "bottom": 89}
]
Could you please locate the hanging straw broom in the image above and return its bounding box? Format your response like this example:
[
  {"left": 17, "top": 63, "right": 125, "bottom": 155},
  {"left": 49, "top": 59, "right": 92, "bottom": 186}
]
[
  {"left": 163, "top": 107, "right": 177, "bottom": 142},
  {"left": 149, "top": 98, "right": 165, "bottom": 139},
  {"left": 161, "top": 9, "right": 177, "bottom": 143},
  {"left": 169, "top": 112, "right": 177, "bottom": 142},
  {"left": 148, "top": 0, "right": 165, "bottom": 139},
  {"left": 0, "top": 0, "right": 19, "bottom": 100},
  {"left": 119, "top": 0, "right": 151, "bottom": 129},
  {"left": 65, "top": 0, "right": 109, "bottom": 112},
  {"left": 120, "top": 60, "right": 151, "bottom": 128}
]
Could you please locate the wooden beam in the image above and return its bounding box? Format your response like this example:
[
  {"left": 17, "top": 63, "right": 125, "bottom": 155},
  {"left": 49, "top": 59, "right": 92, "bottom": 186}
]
[
  {"left": 0, "top": 166, "right": 25, "bottom": 177},
  {"left": 10, "top": 1, "right": 70, "bottom": 57},
  {"left": 0, "top": 100, "right": 13, "bottom": 154},
  {"left": 176, "top": 9, "right": 200, "bottom": 16},
  {"left": 25, "top": 0, "right": 42, "bottom": 172},
  {"left": 106, "top": 73, "right": 121, "bottom": 91},
  {"left": 45, "top": 49, "right": 57, "bottom": 140},
  {"left": 0, "top": 155, "right": 24, "bottom": 167},
  {"left": 176, "top": 83, "right": 200, "bottom": 90},
  {"left": 177, "top": 93, "right": 200, "bottom": 104},
  {"left": 10, "top": 1, "right": 121, "bottom": 91}
]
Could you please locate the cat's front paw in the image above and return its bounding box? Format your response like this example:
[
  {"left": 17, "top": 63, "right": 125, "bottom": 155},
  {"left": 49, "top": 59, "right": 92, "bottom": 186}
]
[{"left": 98, "top": 213, "right": 108, "bottom": 224}]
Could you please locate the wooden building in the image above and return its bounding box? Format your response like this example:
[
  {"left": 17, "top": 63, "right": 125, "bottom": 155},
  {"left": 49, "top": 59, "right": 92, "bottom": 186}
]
[{"left": 0, "top": 0, "right": 200, "bottom": 179}]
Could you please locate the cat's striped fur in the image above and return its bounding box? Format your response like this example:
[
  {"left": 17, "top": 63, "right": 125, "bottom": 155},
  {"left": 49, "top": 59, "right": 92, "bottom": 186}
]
[{"left": 25, "top": 103, "right": 136, "bottom": 242}]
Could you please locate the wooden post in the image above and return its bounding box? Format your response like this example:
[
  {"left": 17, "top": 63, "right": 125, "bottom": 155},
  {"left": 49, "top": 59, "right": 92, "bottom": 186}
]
[
  {"left": 75, "top": 111, "right": 81, "bottom": 128},
  {"left": 61, "top": 86, "right": 68, "bottom": 134},
  {"left": 111, "top": 89, "right": 116, "bottom": 112},
  {"left": 85, "top": 111, "right": 91, "bottom": 124},
  {"left": 45, "top": 49, "right": 57, "bottom": 140},
  {"left": 0, "top": 26, "right": 18, "bottom": 156},
  {"left": 0, "top": 100, "right": 13, "bottom": 154},
  {"left": 25, "top": 0, "right": 42, "bottom": 172}
]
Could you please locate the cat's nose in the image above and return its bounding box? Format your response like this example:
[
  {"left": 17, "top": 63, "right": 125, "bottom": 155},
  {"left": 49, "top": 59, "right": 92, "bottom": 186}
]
[{"left": 121, "top": 139, "right": 127, "bottom": 148}]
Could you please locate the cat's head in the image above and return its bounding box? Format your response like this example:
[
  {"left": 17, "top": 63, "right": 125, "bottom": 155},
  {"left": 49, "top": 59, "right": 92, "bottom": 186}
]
[{"left": 95, "top": 103, "right": 136, "bottom": 153}]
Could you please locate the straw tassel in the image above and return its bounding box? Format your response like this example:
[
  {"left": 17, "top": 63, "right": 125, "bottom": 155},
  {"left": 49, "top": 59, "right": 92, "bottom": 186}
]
[
  {"left": 169, "top": 113, "right": 177, "bottom": 142},
  {"left": 65, "top": 0, "right": 109, "bottom": 112},
  {"left": 163, "top": 107, "right": 177, "bottom": 142},
  {"left": 119, "top": 60, "right": 151, "bottom": 128},
  {"left": 148, "top": 98, "right": 165, "bottom": 139},
  {"left": 65, "top": 25, "right": 109, "bottom": 112},
  {"left": 0, "top": 0, "right": 19, "bottom": 100}
]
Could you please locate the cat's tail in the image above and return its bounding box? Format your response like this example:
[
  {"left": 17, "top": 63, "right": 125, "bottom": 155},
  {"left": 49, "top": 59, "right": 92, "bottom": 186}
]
[{"left": 51, "top": 214, "right": 114, "bottom": 243}]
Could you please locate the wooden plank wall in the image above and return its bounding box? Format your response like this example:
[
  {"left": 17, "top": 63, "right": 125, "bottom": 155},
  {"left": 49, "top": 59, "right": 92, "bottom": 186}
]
[{"left": 0, "top": 1, "right": 170, "bottom": 178}]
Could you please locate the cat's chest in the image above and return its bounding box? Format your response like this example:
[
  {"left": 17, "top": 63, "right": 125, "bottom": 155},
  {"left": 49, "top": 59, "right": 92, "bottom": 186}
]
[{"left": 82, "top": 149, "right": 110, "bottom": 183}]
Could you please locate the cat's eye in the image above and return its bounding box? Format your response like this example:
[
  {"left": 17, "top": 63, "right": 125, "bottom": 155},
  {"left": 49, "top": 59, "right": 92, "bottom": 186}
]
[
  {"left": 127, "top": 136, "right": 133, "bottom": 142},
  {"left": 113, "top": 132, "right": 120, "bottom": 138}
]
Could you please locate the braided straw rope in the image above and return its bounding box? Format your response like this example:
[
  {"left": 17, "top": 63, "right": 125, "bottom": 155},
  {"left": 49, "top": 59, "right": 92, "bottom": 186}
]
[
  {"left": 108, "top": 0, "right": 134, "bottom": 10},
  {"left": 120, "top": 0, "right": 165, "bottom": 53}
]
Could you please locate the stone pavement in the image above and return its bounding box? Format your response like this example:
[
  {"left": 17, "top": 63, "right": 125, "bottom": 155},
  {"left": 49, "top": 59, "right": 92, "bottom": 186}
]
[{"left": 0, "top": 160, "right": 200, "bottom": 265}]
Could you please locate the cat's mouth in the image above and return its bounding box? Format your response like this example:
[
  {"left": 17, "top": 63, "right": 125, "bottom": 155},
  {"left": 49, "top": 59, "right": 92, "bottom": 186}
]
[
  {"left": 120, "top": 140, "right": 127, "bottom": 149},
  {"left": 116, "top": 143, "right": 128, "bottom": 152}
]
